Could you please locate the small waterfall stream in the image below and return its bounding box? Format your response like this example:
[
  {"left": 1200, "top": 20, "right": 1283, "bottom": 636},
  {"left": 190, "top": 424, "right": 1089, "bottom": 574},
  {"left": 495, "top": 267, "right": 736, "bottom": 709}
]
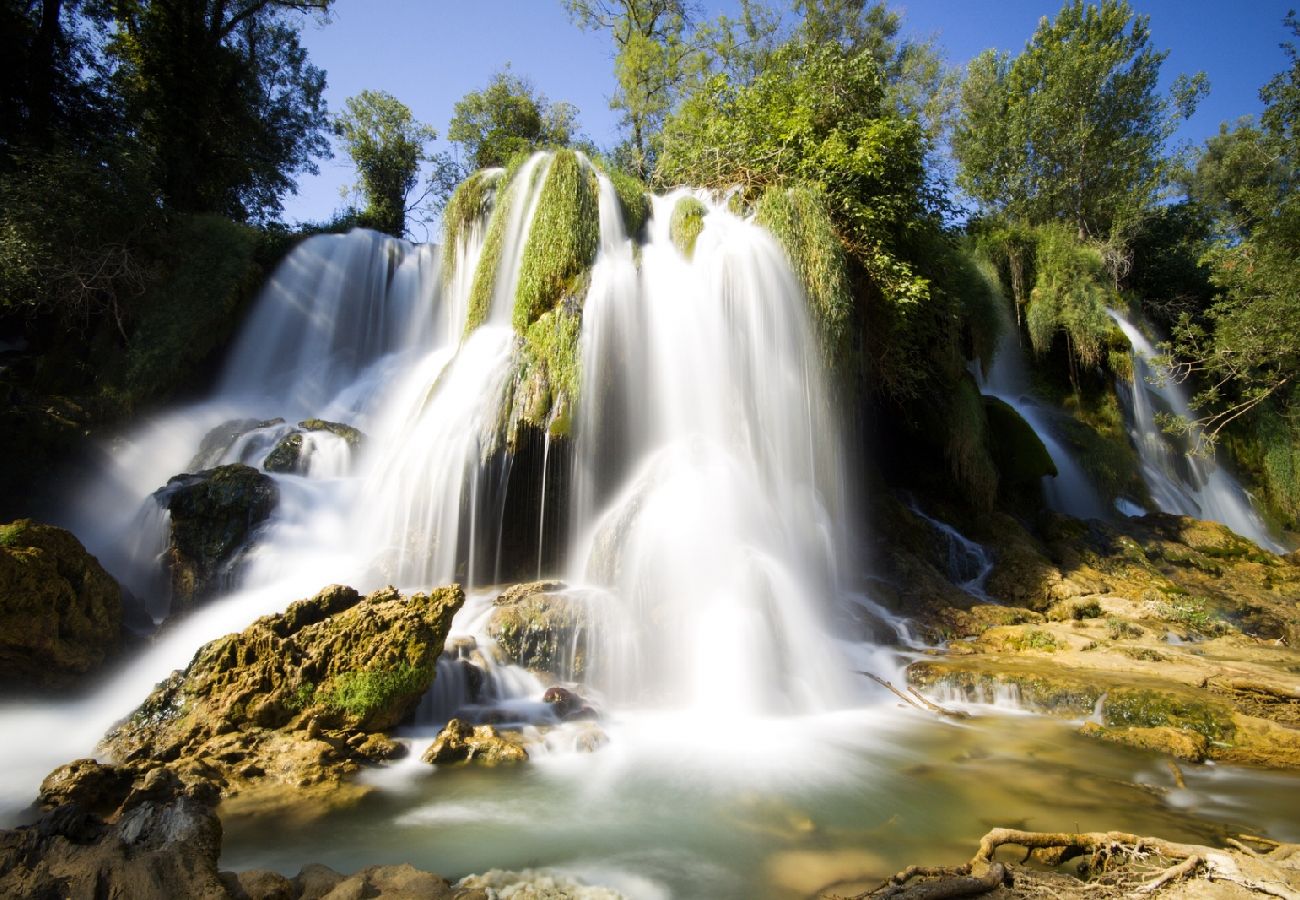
[{"left": 1108, "top": 309, "right": 1283, "bottom": 551}]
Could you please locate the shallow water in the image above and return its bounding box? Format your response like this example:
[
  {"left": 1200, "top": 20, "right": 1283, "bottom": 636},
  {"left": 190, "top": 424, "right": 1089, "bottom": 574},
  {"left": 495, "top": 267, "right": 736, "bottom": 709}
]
[{"left": 220, "top": 706, "right": 1300, "bottom": 899}]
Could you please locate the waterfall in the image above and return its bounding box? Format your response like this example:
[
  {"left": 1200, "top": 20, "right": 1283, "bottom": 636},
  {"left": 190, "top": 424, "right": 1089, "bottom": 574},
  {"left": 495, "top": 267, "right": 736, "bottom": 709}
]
[
  {"left": 0, "top": 154, "right": 866, "bottom": 814},
  {"left": 977, "top": 304, "right": 1107, "bottom": 519},
  {"left": 1107, "top": 310, "right": 1283, "bottom": 551}
]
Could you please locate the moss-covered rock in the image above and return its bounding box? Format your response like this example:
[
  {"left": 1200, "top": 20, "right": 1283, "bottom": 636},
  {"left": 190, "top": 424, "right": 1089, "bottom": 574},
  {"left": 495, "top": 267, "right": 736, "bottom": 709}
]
[
  {"left": 1101, "top": 687, "right": 1235, "bottom": 743},
  {"left": 420, "top": 718, "right": 528, "bottom": 766},
  {"left": 513, "top": 150, "right": 600, "bottom": 333},
  {"left": 154, "top": 464, "right": 278, "bottom": 611},
  {"left": 755, "top": 184, "right": 852, "bottom": 362},
  {"left": 102, "top": 583, "right": 465, "bottom": 801},
  {"left": 189, "top": 417, "right": 284, "bottom": 470},
  {"left": 1078, "top": 722, "right": 1208, "bottom": 762},
  {"left": 487, "top": 581, "right": 591, "bottom": 679},
  {"left": 464, "top": 171, "right": 517, "bottom": 336},
  {"left": 983, "top": 397, "right": 1057, "bottom": 487},
  {"left": 605, "top": 165, "right": 650, "bottom": 240},
  {"left": 669, "top": 195, "right": 707, "bottom": 259},
  {"left": 262, "top": 432, "right": 303, "bottom": 473},
  {"left": 0, "top": 520, "right": 123, "bottom": 691},
  {"left": 441, "top": 169, "right": 501, "bottom": 286},
  {"left": 299, "top": 418, "right": 364, "bottom": 447},
  {"left": 511, "top": 303, "right": 583, "bottom": 440}
]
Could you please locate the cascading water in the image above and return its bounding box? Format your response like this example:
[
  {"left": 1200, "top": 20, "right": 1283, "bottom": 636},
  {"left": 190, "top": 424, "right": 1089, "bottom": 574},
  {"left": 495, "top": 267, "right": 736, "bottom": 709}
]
[
  {"left": 1107, "top": 309, "right": 1283, "bottom": 552},
  {"left": 977, "top": 304, "right": 1107, "bottom": 519},
  {"left": 0, "top": 153, "right": 872, "bottom": 815}
]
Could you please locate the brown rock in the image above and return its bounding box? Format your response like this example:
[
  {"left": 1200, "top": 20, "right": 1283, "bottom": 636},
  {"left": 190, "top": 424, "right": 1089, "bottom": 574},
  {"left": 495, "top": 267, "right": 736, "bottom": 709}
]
[
  {"left": 421, "top": 719, "right": 528, "bottom": 766},
  {"left": 1078, "top": 722, "right": 1209, "bottom": 762},
  {"left": 294, "top": 863, "right": 346, "bottom": 900},
  {"left": 321, "top": 863, "right": 454, "bottom": 900},
  {"left": 37, "top": 758, "right": 133, "bottom": 817},
  {"left": 223, "top": 868, "right": 295, "bottom": 900}
]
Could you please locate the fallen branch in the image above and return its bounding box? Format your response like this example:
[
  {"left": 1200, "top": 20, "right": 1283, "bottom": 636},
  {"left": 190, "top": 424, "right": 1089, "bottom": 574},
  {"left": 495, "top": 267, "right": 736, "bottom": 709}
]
[{"left": 858, "top": 672, "right": 968, "bottom": 720}]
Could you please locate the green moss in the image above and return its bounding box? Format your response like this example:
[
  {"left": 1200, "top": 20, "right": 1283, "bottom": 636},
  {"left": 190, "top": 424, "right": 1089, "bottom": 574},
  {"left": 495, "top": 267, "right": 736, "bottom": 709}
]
[
  {"left": 464, "top": 176, "right": 516, "bottom": 336},
  {"left": 1107, "top": 617, "right": 1145, "bottom": 640},
  {"left": 945, "top": 376, "right": 1000, "bottom": 511},
  {"left": 321, "top": 662, "right": 431, "bottom": 720},
  {"left": 1155, "top": 598, "right": 1231, "bottom": 636},
  {"left": 512, "top": 150, "right": 600, "bottom": 334},
  {"left": 1008, "top": 628, "right": 1061, "bottom": 652},
  {"left": 754, "top": 184, "right": 853, "bottom": 364},
  {"left": 1105, "top": 324, "right": 1134, "bottom": 383},
  {"left": 669, "top": 195, "right": 707, "bottom": 259},
  {"left": 983, "top": 396, "right": 1057, "bottom": 487},
  {"left": 1057, "top": 388, "right": 1150, "bottom": 506},
  {"left": 515, "top": 304, "right": 583, "bottom": 437},
  {"left": 597, "top": 161, "right": 650, "bottom": 240},
  {"left": 959, "top": 251, "right": 1007, "bottom": 373},
  {"left": 1102, "top": 687, "right": 1235, "bottom": 743},
  {"left": 441, "top": 170, "right": 501, "bottom": 286},
  {"left": 299, "top": 418, "right": 364, "bottom": 447}
]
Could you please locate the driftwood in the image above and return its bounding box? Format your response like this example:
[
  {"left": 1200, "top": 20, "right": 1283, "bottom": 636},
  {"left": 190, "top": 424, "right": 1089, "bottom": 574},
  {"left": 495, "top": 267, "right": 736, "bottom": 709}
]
[
  {"left": 843, "top": 827, "right": 1300, "bottom": 899},
  {"left": 859, "top": 672, "right": 969, "bottom": 720}
]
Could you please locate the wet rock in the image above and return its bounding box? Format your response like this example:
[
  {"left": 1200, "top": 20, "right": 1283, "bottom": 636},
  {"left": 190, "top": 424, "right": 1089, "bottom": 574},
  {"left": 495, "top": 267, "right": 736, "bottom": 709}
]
[
  {"left": 0, "top": 519, "right": 124, "bottom": 691},
  {"left": 542, "top": 686, "right": 597, "bottom": 721},
  {"left": 294, "top": 863, "right": 346, "bottom": 900},
  {"left": 102, "top": 583, "right": 465, "bottom": 801},
  {"left": 191, "top": 418, "right": 285, "bottom": 470},
  {"left": 38, "top": 759, "right": 133, "bottom": 817},
  {"left": 422, "top": 718, "right": 529, "bottom": 765},
  {"left": 487, "top": 581, "right": 590, "bottom": 678},
  {"left": 0, "top": 764, "right": 227, "bottom": 900},
  {"left": 323, "top": 863, "right": 454, "bottom": 899},
  {"left": 298, "top": 419, "right": 364, "bottom": 448},
  {"left": 222, "top": 868, "right": 295, "bottom": 900},
  {"left": 263, "top": 433, "right": 305, "bottom": 473},
  {"left": 154, "top": 464, "right": 278, "bottom": 610},
  {"left": 1078, "top": 722, "right": 1209, "bottom": 762},
  {"left": 573, "top": 724, "right": 609, "bottom": 753}
]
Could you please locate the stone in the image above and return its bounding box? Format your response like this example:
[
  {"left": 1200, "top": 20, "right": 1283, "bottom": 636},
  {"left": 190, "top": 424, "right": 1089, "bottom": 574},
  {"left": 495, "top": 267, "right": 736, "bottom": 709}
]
[
  {"left": 1078, "top": 722, "right": 1209, "bottom": 762},
  {"left": 101, "top": 583, "right": 465, "bottom": 801},
  {"left": 38, "top": 759, "right": 133, "bottom": 817},
  {"left": 294, "top": 863, "right": 346, "bottom": 900},
  {"left": 262, "top": 433, "right": 304, "bottom": 474},
  {"left": 421, "top": 719, "right": 528, "bottom": 766},
  {"left": 487, "top": 581, "right": 590, "bottom": 678},
  {"left": 321, "top": 863, "right": 454, "bottom": 900},
  {"left": 223, "top": 868, "right": 296, "bottom": 900},
  {"left": 0, "top": 519, "right": 124, "bottom": 691},
  {"left": 298, "top": 419, "right": 365, "bottom": 448},
  {"left": 154, "top": 464, "right": 278, "bottom": 610}
]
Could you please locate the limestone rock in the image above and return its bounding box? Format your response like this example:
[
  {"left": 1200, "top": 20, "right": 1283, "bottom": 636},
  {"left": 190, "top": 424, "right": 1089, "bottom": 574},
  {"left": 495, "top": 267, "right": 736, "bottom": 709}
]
[
  {"left": 102, "top": 583, "right": 465, "bottom": 799},
  {"left": 422, "top": 718, "right": 528, "bottom": 765},
  {"left": 263, "top": 433, "right": 305, "bottom": 473},
  {"left": 154, "top": 464, "right": 278, "bottom": 610},
  {"left": 0, "top": 519, "right": 124, "bottom": 691},
  {"left": 487, "top": 581, "right": 590, "bottom": 678},
  {"left": 1078, "top": 722, "right": 1208, "bottom": 762},
  {"left": 37, "top": 758, "right": 133, "bottom": 817}
]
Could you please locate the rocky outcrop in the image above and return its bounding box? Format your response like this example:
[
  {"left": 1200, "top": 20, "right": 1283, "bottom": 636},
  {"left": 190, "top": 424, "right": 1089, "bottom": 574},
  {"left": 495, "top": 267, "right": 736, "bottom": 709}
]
[
  {"left": 155, "top": 464, "right": 278, "bottom": 610},
  {"left": 101, "top": 583, "right": 465, "bottom": 803},
  {"left": 264, "top": 420, "right": 365, "bottom": 475},
  {"left": 0, "top": 765, "right": 228, "bottom": 900},
  {"left": 0, "top": 519, "right": 124, "bottom": 691},
  {"left": 190, "top": 418, "right": 286, "bottom": 470},
  {"left": 487, "top": 580, "right": 591, "bottom": 678},
  {"left": 421, "top": 718, "right": 528, "bottom": 765}
]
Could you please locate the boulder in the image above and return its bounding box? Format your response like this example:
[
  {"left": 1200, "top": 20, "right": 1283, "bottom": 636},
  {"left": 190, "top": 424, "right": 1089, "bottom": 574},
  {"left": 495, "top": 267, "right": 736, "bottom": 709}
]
[
  {"left": 102, "top": 583, "right": 465, "bottom": 800},
  {"left": 298, "top": 419, "right": 364, "bottom": 448},
  {"left": 319, "top": 863, "right": 455, "bottom": 899},
  {"left": 38, "top": 759, "right": 133, "bottom": 817},
  {"left": 154, "top": 464, "right": 278, "bottom": 610},
  {"left": 262, "top": 433, "right": 304, "bottom": 474},
  {"left": 190, "top": 418, "right": 285, "bottom": 471},
  {"left": 487, "top": 581, "right": 590, "bottom": 678},
  {"left": 542, "top": 686, "right": 597, "bottom": 721},
  {"left": 421, "top": 719, "right": 528, "bottom": 765},
  {"left": 0, "top": 519, "right": 124, "bottom": 691},
  {"left": 0, "top": 764, "right": 227, "bottom": 900}
]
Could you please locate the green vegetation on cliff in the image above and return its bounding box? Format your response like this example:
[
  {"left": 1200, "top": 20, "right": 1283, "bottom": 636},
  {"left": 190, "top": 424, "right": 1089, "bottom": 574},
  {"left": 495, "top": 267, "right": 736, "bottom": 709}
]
[
  {"left": 513, "top": 150, "right": 600, "bottom": 333},
  {"left": 441, "top": 169, "right": 501, "bottom": 286},
  {"left": 668, "top": 196, "right": 707, "bottom": 259}
]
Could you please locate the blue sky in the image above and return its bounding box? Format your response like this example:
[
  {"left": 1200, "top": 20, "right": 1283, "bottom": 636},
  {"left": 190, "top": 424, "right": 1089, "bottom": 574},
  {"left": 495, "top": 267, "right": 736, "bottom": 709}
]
[{"left": 282, "top": 1, "right": 1296, "bottom": 234}]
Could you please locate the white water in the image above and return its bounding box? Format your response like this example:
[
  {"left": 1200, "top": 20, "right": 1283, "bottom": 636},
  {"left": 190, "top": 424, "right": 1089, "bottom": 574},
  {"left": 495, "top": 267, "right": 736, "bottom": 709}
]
[
  {"left": 0, "top": 155, "right": 877, "bottom": 817},
  {"left": 1107, "top": 310, "right": 1283, "bottom": 552},
  {"left": 905, "top": 503, "right": 993, "bottom": 600},
  {"left": 977, "top": 307, "right": 1107, "bottom": 519}
]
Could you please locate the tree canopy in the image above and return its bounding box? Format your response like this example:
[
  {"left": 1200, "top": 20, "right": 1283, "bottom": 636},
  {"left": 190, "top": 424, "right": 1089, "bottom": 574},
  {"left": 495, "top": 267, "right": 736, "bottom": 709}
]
[
  {"left": 447, "top": 68, "right": 578, "bottom": 171},
  {"left": 335, "top": 89, "right": 437, "bottom": 238}
]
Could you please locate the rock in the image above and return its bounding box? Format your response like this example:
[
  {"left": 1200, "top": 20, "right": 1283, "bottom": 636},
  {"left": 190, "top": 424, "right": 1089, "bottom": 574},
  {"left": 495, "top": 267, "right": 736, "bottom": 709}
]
[
  {"left": 154, "top": 464, "right": 279, "bottom": 610},
  {"left": 222, "top": 868, "right": 295, "bottom": 900},
  {"left": 0, "top": 764, "right": 227, "bottom": 900},
  {"left": 983, "top": 397, "right": 1057, "bottom": 486},
  {"left": 573, "top": 724, "right": 609, "bottom": 753},
  {"left": 38, "top": 759, "right": 133, "bottom": 817},
  {"left": 263, "top": 433, "right": 304, "bottom": 473},
  {"left": 933, "top": 605, "right": 1043, "bottom": 639},
  {"left": 421, "top": 719, "right": 529, "bottom": 765},
  {"left": 190, "top": 418, "right": 285, "bottom": 470},
  {"left": 1078, "top": 722, "right": 1209, "bottom": 762},
  {"left": 298, "top": 419, "right": 365, "bottom": 448},
  {"left": 0, "top": 519, "right": 124, "bottom": 691},
  {"left": 102, "top": 583, "right": 465, "bottom": 801},
  {"left": 294, "top": 863, "right": 346, "bottom": 900},
  {"left": 322, "top": 863, "right": 454, "bottom": 900},
  {"left": 487, "top": 581, "right": 590, "bottom": 678},
  {"left": 542, "top": 686, "right": 597, "bottom": 721}
]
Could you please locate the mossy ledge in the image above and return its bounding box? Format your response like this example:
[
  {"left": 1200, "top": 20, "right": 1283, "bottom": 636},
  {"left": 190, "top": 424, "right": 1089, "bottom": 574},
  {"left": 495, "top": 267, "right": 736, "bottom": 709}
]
[
  {"left": 512, "top": 149, "right": 600, "bottom": 334},
  {"left": 463, "top": 174, "right": 517, "bottom": 336},
  {"left": 515, "top": 302, "right": 583, "bottom": 439},
  {"left": 668, "top": 195, "right": 707, "bottom": 259},
  {"left": 754, "top": 183, "right": 852, "bottom": 360},
  {"left": 600, "top": 161, "right": 650, "bottom": 240},
  {"left": 440, "top": 169, "right": 501, "bottom": 287}
]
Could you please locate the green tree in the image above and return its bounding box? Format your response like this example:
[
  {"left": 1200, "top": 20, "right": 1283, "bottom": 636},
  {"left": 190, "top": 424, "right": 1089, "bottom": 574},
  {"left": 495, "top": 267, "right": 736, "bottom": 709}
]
[
  {"left": 334, "top": 89, "right": 437, "bottom": 238},
  {"left": 447, "top": 68, "right": 577, "bottom": 171},
  {"left": 95, "top": 0, "right": 332, "bottom": 222},
  {"left": 564, "top": 0, "right": 695, "bottom": 179},
  {"left": 953, "top": 0, "right": 1205, "bottom": 240}
]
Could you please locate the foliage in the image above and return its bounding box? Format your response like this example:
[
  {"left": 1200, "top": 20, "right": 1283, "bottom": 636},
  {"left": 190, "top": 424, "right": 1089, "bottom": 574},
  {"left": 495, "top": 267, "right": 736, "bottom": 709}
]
[
  {"left": 464, "top": 170, "right": 518, "bottom": 336},
  {"left": 519, "top": 304, "right": 583, "bottom": 436},
  {"left": 440, "top": 169, "right": 502, "bottom": 285},
  {"left": 565, "top": 0, "right": 695, "bottom": 179},
  {"left": 1025, "top": 223, "right": 1112, "bottom": 371},
  {"left": 334, "top": 89, "right": 437, "bottom": 237},
  {"left": 955, "top": 249, "right": 1005, "bottom": 373},
  {"left": 755, "top": 183, "right": 852, "bottom": 363},
  {"left": 668, "top": 195, "right": 706, "bottom": 258},
  {"left": 512, "top": 150, "right": 600, "bottom": 333},
  {"left": 321, "top": 662, "right": 430, "bottom": 720},
  {"left": 448, "top": 67, "right": 578, "bottom": 171},
  {"left": 953, "top": 0, "right": 1205, "bottom": 239},
  {"left": 98, "top": 0, "right": 332, "bottom": 222},
  {"left": 1009, "top": 629, "right": 1061, "bottom": 652}
]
